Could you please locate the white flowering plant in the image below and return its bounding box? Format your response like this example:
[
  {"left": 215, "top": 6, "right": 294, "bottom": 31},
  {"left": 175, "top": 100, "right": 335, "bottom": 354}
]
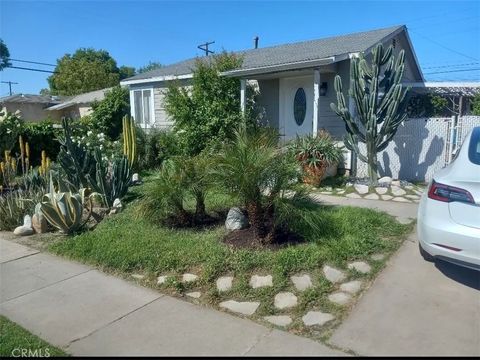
[{"left": 0, "top": 110, "right": 24, "bottom": 151}]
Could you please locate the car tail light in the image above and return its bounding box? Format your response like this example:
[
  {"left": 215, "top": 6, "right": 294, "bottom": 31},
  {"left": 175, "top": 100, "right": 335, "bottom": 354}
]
[{"left": 428, "top": 180, "right": 474, "bottom": 204}]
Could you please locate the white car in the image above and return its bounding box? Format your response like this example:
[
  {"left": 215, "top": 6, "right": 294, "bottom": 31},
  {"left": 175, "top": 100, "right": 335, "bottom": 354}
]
[{"left": 417, "top": 126, "right": 480, "bottom": 271}]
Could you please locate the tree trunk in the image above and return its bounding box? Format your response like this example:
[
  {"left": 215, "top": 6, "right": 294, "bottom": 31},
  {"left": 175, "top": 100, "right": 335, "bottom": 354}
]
[
  {"left": 246, "top": 201, "right": 266, "bottom": 241},
  {"left": 367, "top": 146, "right": 378, "bottom": 187},
  {"left": 194, "top": 191, "right": 206, "bottom": 220}
]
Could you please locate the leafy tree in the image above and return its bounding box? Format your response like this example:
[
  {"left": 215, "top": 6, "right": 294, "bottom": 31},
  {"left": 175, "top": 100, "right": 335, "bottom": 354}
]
[
  {"left": 138, "top": 61, "right": 162, "bottom": 74},
  {"left": 119, "top": 66, "right": 136, "bottom": 80},
  {"left": 39, "top": 88, "right": 51, "bottom": 96},
  {"left": 0, "top": 39, "right": 10, "bottom": 71},
  {"left": 472, "top": 93, "right": 480, "bottom": 116},
  {"left": 47, "top": 48, "right": 121, "bottom": 96}
]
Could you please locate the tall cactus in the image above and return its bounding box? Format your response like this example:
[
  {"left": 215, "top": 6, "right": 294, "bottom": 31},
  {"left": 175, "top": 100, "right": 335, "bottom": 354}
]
[
  {"left": 122, "top": 115, "right": 137, "bottom": 168},
  {"left": 330, "top": 43, "right": 410, "bottom": 185}
]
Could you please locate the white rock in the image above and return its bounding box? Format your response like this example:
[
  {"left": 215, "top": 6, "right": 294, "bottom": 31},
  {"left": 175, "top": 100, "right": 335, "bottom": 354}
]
[
  {"left": 322, "top": 265, "right": 346, "bottom": 283},
  {"left": 216, "top": 276, "right": 233, "bottom": 292},
  {"left": 340, "top": 280, "right": 363, "bottom": 294},
  {"left": 336, "top": 190, "right": 345, "bottom": 195},
  {"left": 113, "top": 198, "right": 122, "bottom": 209},
  {"left": 404, "top": 185, "right": 414, "bottom": 190},
  {"left": 348, "top": 261, "right": 372, "bottom": 274},
  {"left": 182, "top": 273, "right": 198, "bottom": 283},
  {"left": 249, "top": 275, "right": 273, "bottom": 288},
  {"left": 391, "top": 180, "right": 401, "bottom": 187},
  {"left": 225, "top": 207, "right": 248, "bottom": 231},
  {"left": 131, "top": 274, "right": 145, "bottom": 280},
  {"left": 392, "top": 197, "right": 410, "bottom": 202},
  {"left": 370, "top": 253, "right": 385, "bottom": 261},
  {"left": 381, "top": 195, "right": 393, "bottom": 201},
  {"left": 391, "top": 186, "right": 406, "bottom": 196},
  {"left": 157, "top": 275, "right": 168, "bottom": 285},
  {"left": 290, "top": 274, "right": 313, "bottom": 292},
  {"left": 414, "top": 189, "right": 424, "bottom": 196},
  {"left": 23, "top": 215, "right": 32, "bottom": 227},
  {"left": 132, "top": 173, "right": 141, "bottom": 183},
  {"left": 354, "top": 184, "right": 369, "bottom": 194},
  {"left": 328, "top": 292, "right": 352, "bottom": 305},
  {"left": 375, "top": 187, "right": 388, "bottom": 195},
  {"left": 264, "top": 315, "right": 292, "bottom": 327},
  {"left": 396, "top": 217, "right": 414, "bottom": 224},
  {"left": 364, "top": 193, "right": 379, "bottom": 200},
  {"left": 406, "top": 194, "right": 420, "bottom": 200},
  {"left": 13, "top": 226, "right": 34, "bottom": 236},
  {"left": 378, "top": 176, "right": 392, "bottom": 185},
  {"left": 302, "top": 311, "right": 335, "bottom": 327},
  {"left": 186, "top": 291, "right": 201, "bottom": 299},
  {"left": 346, "top": 182, "right": 353, "bottom": 187},
  {"left": 274, "top": 292, "right": 298, "bottom": 309},
  {"left": 320, "top": 191, "right": 332, "bottom": 195},
  {"left": 219, "top": 300, "right": 260, "bottom": 316},
  {"left": 346, "top": 193, "right": 362, "bottom": 199}
]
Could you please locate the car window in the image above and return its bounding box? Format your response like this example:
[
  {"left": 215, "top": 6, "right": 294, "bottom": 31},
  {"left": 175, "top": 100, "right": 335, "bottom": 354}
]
[{"left": 468, "top": 128, "right": 480, "bottom": 165}]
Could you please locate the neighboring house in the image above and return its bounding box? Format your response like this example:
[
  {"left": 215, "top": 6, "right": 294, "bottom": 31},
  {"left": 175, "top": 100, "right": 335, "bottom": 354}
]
[
  {"left": 0, "top": 94, "right": 64, "bottom": 122},
  {"left": 120, "top": 25, "right": 423, "bottom": 141},
  {"left": 46, "top": 88, "right": 110, "bottom": 120}
]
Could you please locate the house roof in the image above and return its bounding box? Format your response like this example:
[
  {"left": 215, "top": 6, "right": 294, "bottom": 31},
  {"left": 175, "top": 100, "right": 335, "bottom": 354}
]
[
  {"left": 405, "top": 81, "right": 480, "bottom": 97},
  {"left": 122, "top": 25, "right": 412, "bottom": 84},
  {"left": 0, "top": 94, "right": 64, "bottom": 105},
  {"left": 46, "top": 87, "right": 111, "bottom": 111}
]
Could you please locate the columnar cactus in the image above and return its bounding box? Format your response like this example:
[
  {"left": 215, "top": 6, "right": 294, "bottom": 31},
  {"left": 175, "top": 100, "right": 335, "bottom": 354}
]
[
  {"left": 122, "top": 115, "right": 137, "bottom": 168},
  {"left": 330, "top": 43, "right": 410, "bottom": 185}
]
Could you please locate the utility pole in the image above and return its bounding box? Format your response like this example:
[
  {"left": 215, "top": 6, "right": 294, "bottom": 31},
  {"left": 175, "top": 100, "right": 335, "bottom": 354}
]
[
  {"left": 1, "top": 81, "right": 18, "bottom": 96},
  {"left": 197, "top": 41, "right": 215, "bottom": 56}
]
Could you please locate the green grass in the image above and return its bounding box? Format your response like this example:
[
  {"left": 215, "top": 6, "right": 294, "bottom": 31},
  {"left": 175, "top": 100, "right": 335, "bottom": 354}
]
[{"left": 0, "top": 316, "right": 68, "bottom": 357}]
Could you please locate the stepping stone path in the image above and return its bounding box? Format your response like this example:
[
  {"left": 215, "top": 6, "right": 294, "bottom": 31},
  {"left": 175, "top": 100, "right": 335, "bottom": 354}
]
[
  {"left": 219, "top": 300, "right": 260, "bottom": 316},
  {"left": 340, "top": 280, "right": 363, "bottom": 294},
  {"left": 346, "top": 193, "right": 362, "bottom": 199},
  {"left": 406, "top": 194, "right": 420, "bottom": 200},
  {"left": 391, "top": 186, "right": 406, "bottom": 196},
  {"left": 182, "top": 273, "right": 198, "bottom": 283},
  {"left": 354, "top": 184, "right": 369, "bottom": 194},
  {"left": 274, "top": 292, "right": 298, "bottom": 310},
  {"left": 364, "top": 193, "right": 379, "bottom": 200},
  {"left": 186, "top": 291, "right": 201, "bottom": 299},
  {"left": 381, "top": 195, "right": 393, "bottom": 201},
  {"left": 290, "top": 274, "right": 313, "bottom": 292},
  {"left": 302, "top": 311, "right": 335, "bottom": 327},
  {"left": 131, "top": 274, "right": 145, "bottom": 280},
  {"left": 347, "top": 261, "right": 372, "bottom": 274},
  {"left": 392, "top": 197, "right": 410, "bottom": 202},
  {"left": 414, "top": 189, "right": 424, "bottom": 196},
  {"left": 375, "top": 187, "right": 388, "bottom": 195},
  {"left": 249, "top": 275, "right": 273, "bottom": 289},
  {"left": 323, "top": 265, "right": 346, "bottom": 283},
  {"left": 336, "top": 190, "right": 345, "bottom": 194},
  {"left": 370, "top": 253, "right": 386, "bottom": 261},
  {"left": 157, "top": 275, "right": 168, "bottom": 285},
  {"left": 264, "top": 315, "right": 292, "bottom": 327},
  {"left": 391, "top": 180, "right": 401, "bottom": 187},
  {"left": 328, "top": 292, "right": 352, "bottom": 305},
  {"left": 216, "top": 276, "right": 233, "bottom": 292}
]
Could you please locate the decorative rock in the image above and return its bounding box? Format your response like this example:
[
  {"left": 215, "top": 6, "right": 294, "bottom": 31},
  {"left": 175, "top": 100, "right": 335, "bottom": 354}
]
[
  {"left": 406, "top": 194, "right": 420, "bottom": 200},
  {"left": 336, "top": 190, "right": 345, "bottom": 195},
  {"left": 370, "top": 253, "right": 386, "bottom": 261},
  {"left": 264, "top": 315, "right": 292, "bottom": 327},
  {"left": 32, "top": 213, "right": 48, "bottom": 234},
  {"left": 346, "top": 182, "right": 353, "bottom": 187},
  {"left": 225, "top": 207, "right": 248, "bottom": 231},
  {"left": 328, "top": 292, "right": 352, "bottom": 305},
  {"left": 391, "top": 186, "right": 406, "bottom": 196},
  {"left": 322, "top": 265, "right": 346, "bottom": 283},
  {"left": 375, "top": 187, "right": 388, "bottom": 195},
  {"left": 219, "top": 300, "right": 260, "bottom": 316},
  {"left": 132, "top": 173, "right": 142, "bottom": 185},
  {"left": 378, "top": 176, "right": 392, "bottom": 185},
  {"left": 340, "top": 280, "right": 363, "bottom": 294},
  {"left": 348, "top": 261, "right": 372, "bottom": 274},
  {"left": 354, "top": 184, "right": 369, "bottom": 195},
  {"left": 302, "top": 311, "right": 335, "bottom": 327},
  {"left": 186, "top": 291, "right": 201, "bottom": 299},
  {"left": 24, "top": 215, "right": 32, "bottom": 228},
  {"left": 131, "top": 274, "right": 145, "bottom": 280},
  {"left": 391, "top": 180, "right": 401, "bottom": 187},
  {"left": 216, "top": 276, "right": 233, "bottom": 292},
  {"left": 364, "top": 193, "right": 379, "bottom": 200},
  {"left": 290, "top": 274, "right": 313, "bottom": 292},
  {"left": 157, "top": 275, "right": 168, "bottom": 285},
  {"left": 13, "top": 226, "right": 34, "bottom": 236},
  {"left": 392, "top": 197, "right": 410, "bottom": 202},
  {"left": 113, "top": 198, "right": 122, "bottom": 210},
  {"left": 381, "top": 195, "right": 393, "bottom": 201},
  {"left": 249, "top": 275, "right": 273, "bottom": 289},
  {"left": 274, "top": 292, "right": 298, "bottom": 309},
  {"left": 182, "top": 273, "right": 198, "bottom": 283},
  {"left": 346, "top": 193, "right": 362, "bottom": 199}
]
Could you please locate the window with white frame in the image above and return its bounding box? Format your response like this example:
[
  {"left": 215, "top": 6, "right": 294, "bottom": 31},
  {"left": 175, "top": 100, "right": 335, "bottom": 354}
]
[{"left": 131, "top": 88, "right": 153, "bottom": 127}]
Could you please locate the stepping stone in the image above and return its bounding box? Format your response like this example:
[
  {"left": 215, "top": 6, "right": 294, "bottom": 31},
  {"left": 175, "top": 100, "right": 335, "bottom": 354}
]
[
  {"left": 328, "top": 292, "right": 352, "bottom": 305},
  {"left": 406, "top": 194, "right": 420, "bottom": 200},
  {"left": 414, "top": 189, "right": 424, "bottom": 196},
  {"left": 322, "top": 265, "right": 346, "bottom": 284},
  {"left": 182, "top": 273, "right": 198, "bottom": 283},
  {"left": 346, "top": 193, "right": 362, "bottom": 199},
  {"left": 391, "top": 186, "right": 406, "bottom": 196},
  {"left": 219, "top": 300, "right": 260, "bottom": 316},
  {"left": 302, "top": 311, "right": 335, "bottom": 327},
  {"left": 264, "top": 315, "right": 292, "bottom": 327},
  {"left": 290, "top": 274, "right": 313, "bottom": 292},
  {"left": 391, "top": 180, "right": 401, "bottom": 187},
  {"left": 375, "top": 187, "right": 388, "bottom": 195},
  {"left": 336, "top": 190, "right": 345, "bottom": 195},
  {"left": 340, "top": 280, "right": 363, "bottom": 294},
  {"left": 364, "top": 193, "right": 379, "bottom": 200},
  {"left": 392, "top": 197, "right": 410, "bottom": 202},
  {"left": 404, "top": 185, "right": 414, "bottom": 190},
  {"left": 186, "top": 291, "right": 201, "bottom": 299},
  {"left": 381, "top": 195, "right": 393, "bottom": 201},
  {"left": 249, "top": 275, "right": 273, "bottom": 289},
  {"left": 347, "top": 261, "right": 371, "bottom": 274},
  {"left": 396, "top": 217, "right": 414, "bottom": 224},
  {"left": 274, "top": 292, "right": 298, "bottom": 309},
  {"left": 354, "top": 184, "right": 369, "bottom": 194},
  {"left": 370, "top": 253, "right": 385, "bottom": 261},
  {"left": 131, "top": 274, "right": 145, "bottom": 280},
  {"left": 216, "top": 276, "right": 233, "bottom": 292},
  {"left": 320, "top": 191, "right": 332, "bottom": 195},
  {"left": 157, "top": 275, "right": 168, "bottom": 285},
  {"left": 378, "top": 176, "right": 392, "bottom": 185}
]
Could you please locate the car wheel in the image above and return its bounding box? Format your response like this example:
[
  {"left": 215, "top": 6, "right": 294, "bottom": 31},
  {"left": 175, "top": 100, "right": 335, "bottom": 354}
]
[{"left": 419, "top": 243, "right": 435, "bottom": 262}]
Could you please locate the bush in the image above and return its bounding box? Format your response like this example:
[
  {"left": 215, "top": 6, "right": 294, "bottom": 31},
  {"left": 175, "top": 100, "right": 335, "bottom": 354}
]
[
  {"left": 136, "top": 128, "right": 181, "bottom": 170},
  {"left": 0, "top": 111, "right": 24, "bottom": 151},
  {"left": 0, "top": 189, "right": 44, "bottom": 231}
]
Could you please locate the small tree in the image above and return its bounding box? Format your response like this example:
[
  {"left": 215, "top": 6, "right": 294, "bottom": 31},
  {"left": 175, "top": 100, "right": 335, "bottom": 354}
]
[
  {"left": 0, "top": 39, "right": 11, "bottom": 71},
  {"left": 471, "top": 93, "right": 480, "bottom": 116},
  {"left": 330, "top": 43, "right": 410, "bottom": 185}
]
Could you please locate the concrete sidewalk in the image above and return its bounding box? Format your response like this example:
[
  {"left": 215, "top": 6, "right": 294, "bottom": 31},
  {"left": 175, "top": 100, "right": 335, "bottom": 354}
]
[{"left": 0, "top": 239, "right": 345, "bottom": 356}]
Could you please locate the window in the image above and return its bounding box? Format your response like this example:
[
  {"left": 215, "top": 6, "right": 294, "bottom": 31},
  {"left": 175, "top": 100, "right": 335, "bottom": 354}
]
[
  {"left": 293, "top": 88, "right": 306, "bottom": 126},
  {"left": 468, "top": 127, "right": 480, "bottom": 165},
  {"left": 132, "top": 89, "right": 153, "bottom": 126}
]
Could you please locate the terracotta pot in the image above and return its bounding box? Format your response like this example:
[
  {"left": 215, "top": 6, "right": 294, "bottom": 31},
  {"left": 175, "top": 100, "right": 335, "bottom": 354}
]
[{"left": 302, "top": 163, "right": 328, "bottom": 186}]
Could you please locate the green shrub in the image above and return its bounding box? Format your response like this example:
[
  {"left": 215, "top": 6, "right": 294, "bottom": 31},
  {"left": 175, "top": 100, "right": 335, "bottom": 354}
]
[
  {"left": 136, "top": 128, "right": 181, "bottom": 170},
  {"left": 0, "top": 189, "right": 43, "bottom": 231}
]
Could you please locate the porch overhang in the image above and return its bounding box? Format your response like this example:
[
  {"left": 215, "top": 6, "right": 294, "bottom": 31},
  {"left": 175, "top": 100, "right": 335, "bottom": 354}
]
[{"left": 403, "top": 81, "right": 480, "bottom": 96}]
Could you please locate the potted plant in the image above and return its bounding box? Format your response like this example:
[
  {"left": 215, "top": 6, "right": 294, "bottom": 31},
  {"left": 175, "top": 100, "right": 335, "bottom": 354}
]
[{"left": 290, "top": 130, "right": 344, "bottom": 186}]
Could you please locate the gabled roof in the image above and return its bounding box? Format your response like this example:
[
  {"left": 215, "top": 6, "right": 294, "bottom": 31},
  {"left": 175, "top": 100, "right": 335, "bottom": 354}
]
[
  {"left": 0, "top": 94, "right": 64, "bottom": 105},
  {"left": 122, "top": 25, "right": 417, "bottom": 84},
  {"left": 46, "top": 88, "right": 111, "bottom": 111}
]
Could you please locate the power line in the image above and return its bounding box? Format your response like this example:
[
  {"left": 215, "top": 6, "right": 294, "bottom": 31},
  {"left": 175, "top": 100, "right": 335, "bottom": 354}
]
[
  {"left": 9, "top": 58, "right": 56, "bottom": 67},
  {"left": 423, "top": 62, "right": 480, "bottom": 69},
  {"left": 5, "top": 65, "right": 55, "bottom": 74},
  {"left": 424, "top": 68, "right": 480, "bottom": 75}
]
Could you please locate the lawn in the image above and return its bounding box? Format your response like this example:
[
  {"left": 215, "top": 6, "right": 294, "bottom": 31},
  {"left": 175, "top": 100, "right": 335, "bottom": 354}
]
[
  {"left": 0, "top": 316, "right": 68, "bottom": 357},
  {"left": 49, "top": 184, "right": 412, "bottom": 340}
]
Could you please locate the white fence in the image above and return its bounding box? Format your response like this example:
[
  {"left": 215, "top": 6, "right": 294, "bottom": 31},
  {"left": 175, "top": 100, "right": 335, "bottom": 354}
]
[{"left": 355, "top": 116, "right": 480, "bottom": 182}]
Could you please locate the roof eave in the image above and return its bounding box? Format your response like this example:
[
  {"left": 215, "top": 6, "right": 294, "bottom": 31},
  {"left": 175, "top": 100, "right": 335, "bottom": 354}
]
[{"left": 120, "top": 73, "right": 193, "bottom": 86}]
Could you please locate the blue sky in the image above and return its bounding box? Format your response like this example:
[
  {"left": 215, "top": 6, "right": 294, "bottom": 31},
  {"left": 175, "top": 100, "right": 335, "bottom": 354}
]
[{"left": 0, "top": 0, "right": 479, "bottom": 96}]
